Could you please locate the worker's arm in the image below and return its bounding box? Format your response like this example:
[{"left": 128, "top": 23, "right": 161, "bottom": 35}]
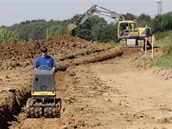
[
  {"left": 34, "top": 57, "right": 39, "bottom": 70},
  {"left": 51, "top": 57, "right": 56, "bottom": 72}
]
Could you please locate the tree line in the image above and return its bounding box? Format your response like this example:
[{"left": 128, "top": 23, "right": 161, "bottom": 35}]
[{"left": 0, "top": 12, "right": 172, "bottom": 43}]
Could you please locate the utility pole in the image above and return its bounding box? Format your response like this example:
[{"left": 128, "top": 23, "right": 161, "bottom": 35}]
[
  {"left": 156, "top": 0, "right": 162, "bottom": 15},
  {"left": 46, "top": 27, "right": 49, "bottom": 39}
]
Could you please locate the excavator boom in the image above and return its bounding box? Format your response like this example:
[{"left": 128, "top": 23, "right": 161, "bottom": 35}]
[{"left": 67, "top": 5, "right": 124, "bottom": 34}]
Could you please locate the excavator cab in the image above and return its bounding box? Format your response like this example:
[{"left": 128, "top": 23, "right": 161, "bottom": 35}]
[{"left": 117, "top": 21, "right": 139, "bottom": 39}]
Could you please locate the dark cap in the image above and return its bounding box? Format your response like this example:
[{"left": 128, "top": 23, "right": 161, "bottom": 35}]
[{"left": 40, "top": 46, "right": 48, "bottom": 52}]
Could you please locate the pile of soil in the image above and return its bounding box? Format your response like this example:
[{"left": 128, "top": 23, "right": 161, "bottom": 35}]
[{"left": 0, "top": 35, "right": 119, "bottom": 70}]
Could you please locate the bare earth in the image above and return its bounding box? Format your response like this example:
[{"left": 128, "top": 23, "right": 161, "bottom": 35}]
[
  {"left": 9, "top": 56, "right": 172, "bottom": 129},
  {"left": 0, "top": 36, "right": 171, "bottom": 129}
]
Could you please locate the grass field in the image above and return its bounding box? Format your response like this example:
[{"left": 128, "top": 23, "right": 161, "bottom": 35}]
[{"left": 152, "top": 31, "right": 172, "bottom": 68}]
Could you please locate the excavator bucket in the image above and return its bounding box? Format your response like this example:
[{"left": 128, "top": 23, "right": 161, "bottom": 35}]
[{"left": 67, "top": 23, "right": 78, "bottom": 35}]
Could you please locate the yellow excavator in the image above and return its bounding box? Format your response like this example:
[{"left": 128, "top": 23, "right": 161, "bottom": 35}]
[{"left": 68, "top": 5, "right": 152, "bottom": 46}]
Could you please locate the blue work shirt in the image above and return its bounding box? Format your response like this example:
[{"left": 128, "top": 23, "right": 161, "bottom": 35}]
[{"left": 34, "top": 55, "right": 56, "bottom": 70}]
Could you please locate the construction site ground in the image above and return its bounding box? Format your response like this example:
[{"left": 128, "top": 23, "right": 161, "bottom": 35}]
[{"left": 0, "top": 36, "right": 172, "bottom": 129}]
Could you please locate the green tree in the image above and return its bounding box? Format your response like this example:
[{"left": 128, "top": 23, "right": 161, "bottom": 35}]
[
  {"left": 161, "top": 12, "right": 172, "bottom": 31},
  {"left": 92, "top": 22, "right": 114, "bottom": 42},
  {"left": 151, "top": 12, "right": 172, "bottom": 33},
  {"left": 75, "top": 16, "right": 107, "bottom": 41},
  {"left": 137, "top": 14, "right": 152, "bottom": 27},
  {"left": 151, "top": 15, "right": 163, "bottom": 33},
  {"left": 124, "top": 13, "right": 137, "bottom": 20}
]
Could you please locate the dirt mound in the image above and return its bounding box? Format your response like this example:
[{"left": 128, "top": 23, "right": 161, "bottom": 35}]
[{"left": 0, "top": 35, "right": 116, "bottom": 70}]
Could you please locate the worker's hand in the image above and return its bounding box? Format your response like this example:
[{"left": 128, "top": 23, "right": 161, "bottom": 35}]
[
  {"left": 34, "top": 67, "right": 38, "bottom": 71},
  {"left": 51, "top": 67, "right": 56, "bottom": 73}
]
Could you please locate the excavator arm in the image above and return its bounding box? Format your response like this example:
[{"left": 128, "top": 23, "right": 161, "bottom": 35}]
[{"left": 67, "top": 5, "right": 124, "bottom": 35}]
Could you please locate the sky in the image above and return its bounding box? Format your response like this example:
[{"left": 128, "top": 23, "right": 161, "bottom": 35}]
[{"left": 0, "top": 0, "right": 172, "bottom": 26}]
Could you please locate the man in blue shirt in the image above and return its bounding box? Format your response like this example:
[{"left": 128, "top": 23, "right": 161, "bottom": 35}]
[{"left": 34, "top": 46, "right": 56, "bottom": 71}]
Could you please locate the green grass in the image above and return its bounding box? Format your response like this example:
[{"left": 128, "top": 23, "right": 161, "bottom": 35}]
[
  {"left": 0, "top": 28, "right": 4, "bottom": 35},
  {"left": 151, "top": 31, "right": 172, "bottom": 69},
  {"left": 113, "top": 42, "right": 120, "bottom": 48},
  {"left": 154, "top": 31, "right": 172, "bottom": 41},
  {"left": 152, "top": 55, "right": 172, "bottom": 69}
]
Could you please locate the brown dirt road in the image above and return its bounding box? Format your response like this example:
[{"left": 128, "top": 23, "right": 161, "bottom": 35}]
[{"left": 9, "top": 56, "right": 172, "bottom": 129}]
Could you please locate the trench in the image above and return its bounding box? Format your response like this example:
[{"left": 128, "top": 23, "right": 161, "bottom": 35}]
[
  {"left": 2, "top": 71, "right": 66, "bottom": 129},
  {"left": 0, "top": 87, "right": 31, "bottom": 129},
  {"left": 1, "top": 48, "right": 124, "bottom": 129}
]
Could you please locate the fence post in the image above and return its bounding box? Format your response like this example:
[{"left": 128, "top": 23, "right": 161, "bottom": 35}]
[
  {"left": 144, "top": 38, "right": 147, "bottom": 57},
  {"left": 151, "top": 36, "right": 154, "bottom": 58}
]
